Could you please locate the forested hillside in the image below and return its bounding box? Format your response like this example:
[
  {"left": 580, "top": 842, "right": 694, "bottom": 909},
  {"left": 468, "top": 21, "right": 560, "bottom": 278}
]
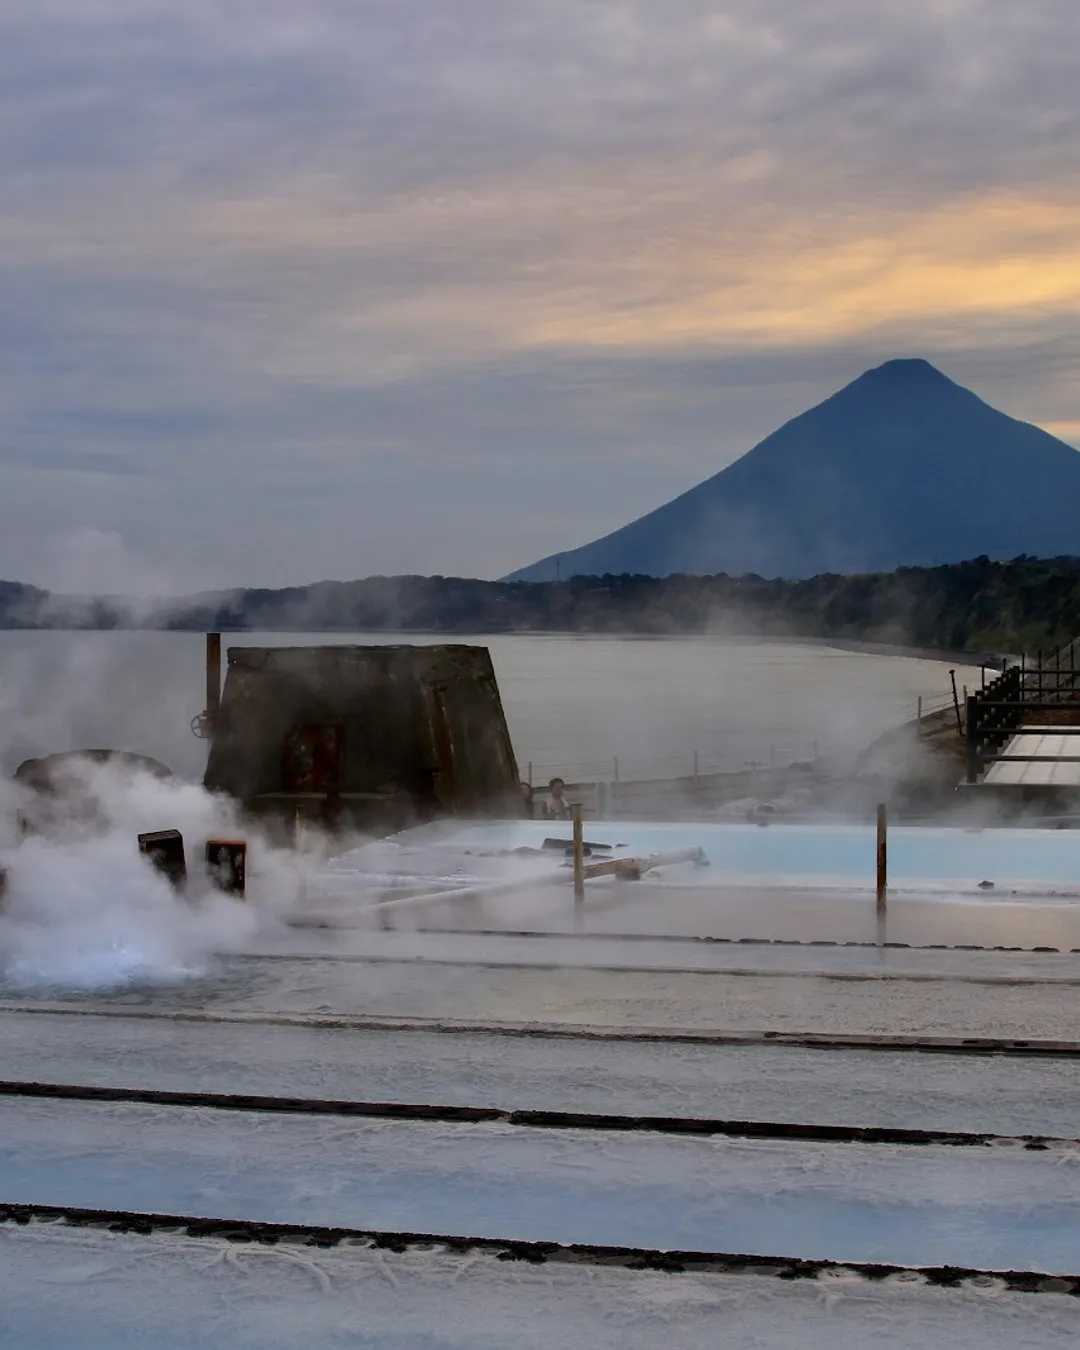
[{"left": 5, "top": 555, "right": 1080, "bottom": 655}]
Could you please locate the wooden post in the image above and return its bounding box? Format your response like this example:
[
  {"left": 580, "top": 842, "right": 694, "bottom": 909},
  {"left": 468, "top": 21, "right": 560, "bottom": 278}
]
[
  {"left": 876, "top": 803, "right": 887, "bottom": 915},
  {"left": 966, "top": 695, "right": 980, "bottom": 784},
  {"left": 572, "top": 802, "right": 585, "bottom": 905},
  {"left": 205, "top": 632, "right": 221, "bottom": 731},
  {"left": 294, "top": 807, "right": 308, "bottom": 906},
  {"left": 949, "top": 669, "right": 963, "bottom": 737}
]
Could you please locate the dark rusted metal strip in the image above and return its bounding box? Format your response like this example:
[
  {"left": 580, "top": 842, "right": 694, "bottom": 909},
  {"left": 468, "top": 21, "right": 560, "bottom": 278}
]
[
  {"left": 1, "top": 1202, "right": 1078, "bottom": 1295},
  {"left": 391, "top": 928, "right": 1079, "bottom": 954},
  {"left": 0, "top": 1079, "right": 1069, "bottom": 1149},
  {"left": 981, "top": 755, "right": 1080, "bottom": 764},
  {"left": 221, "top": 942, "right": 1080, "bottom": 987},
  {"left": 241, "top": 951, "right": 1080, "bottom": 983},
  {"left": 4, "top": 1002, "right": 1080, "bottom": 1057}
]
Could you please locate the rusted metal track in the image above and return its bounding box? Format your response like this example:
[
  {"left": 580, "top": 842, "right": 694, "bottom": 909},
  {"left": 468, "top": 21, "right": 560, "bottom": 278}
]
[
  {"left": 4, "top": 1002, "right": 1080, "bottom": 1056},
  {"left": 364, "top": 927, "right": 1080, "bottom": 954},
  {"left": 267, "top": 934, "right": 1080, "bottom": 955},
  {"left": 0, "top": 1078, "right": 1070, "bottom": 1149},
  {"left": 234, "top": 953, "right": 1080, "bottom": 985},
  {"left": 2, "top": 1203, "right": 1078, "bottom": 1295}
]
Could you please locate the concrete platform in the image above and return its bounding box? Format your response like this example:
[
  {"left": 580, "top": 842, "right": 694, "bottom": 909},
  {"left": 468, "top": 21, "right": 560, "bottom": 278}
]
[{"left": 984, "top": 729, "right": 1080, "bottom": 788}]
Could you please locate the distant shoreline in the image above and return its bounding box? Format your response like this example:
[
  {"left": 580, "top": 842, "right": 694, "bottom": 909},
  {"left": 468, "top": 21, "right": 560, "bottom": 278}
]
[
  {"left": 0, "top": 623, "right": 997, "bottom": 668},
  {"left": 2, "top": 559, "right": 1073, "bottom": 656},
  {"left": 754, "top": 634, "right": 997, "bottom": 669}
]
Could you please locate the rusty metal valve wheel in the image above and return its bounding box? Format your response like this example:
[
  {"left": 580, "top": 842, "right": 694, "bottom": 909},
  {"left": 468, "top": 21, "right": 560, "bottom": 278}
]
[{"left": 190, "top": 711, "right": 214, "bottom": 740}]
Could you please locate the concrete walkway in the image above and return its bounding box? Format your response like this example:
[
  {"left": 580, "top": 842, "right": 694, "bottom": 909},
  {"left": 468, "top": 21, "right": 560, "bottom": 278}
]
[{"left": 985, "top": 728, "right": 1080, "bottom": 787}]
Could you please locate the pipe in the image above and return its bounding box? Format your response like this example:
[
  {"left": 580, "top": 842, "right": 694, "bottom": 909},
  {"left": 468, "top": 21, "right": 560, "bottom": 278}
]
[{"left": 206, "top": 632, "right": 222, "bottom": 730}]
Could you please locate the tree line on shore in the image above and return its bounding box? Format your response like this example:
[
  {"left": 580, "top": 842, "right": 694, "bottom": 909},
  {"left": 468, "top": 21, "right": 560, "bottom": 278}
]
[{"left": 5, "top": 555, "right": 1080, "bottom": 655}]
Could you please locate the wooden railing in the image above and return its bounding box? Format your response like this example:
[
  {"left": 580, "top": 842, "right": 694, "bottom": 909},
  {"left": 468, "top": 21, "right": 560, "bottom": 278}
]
[
  {"left": 965, "top": 664, "right": 1023, "bottom": 784},
  {"left": 966, "top": 642, "right": 1080, "bottom": 784}
]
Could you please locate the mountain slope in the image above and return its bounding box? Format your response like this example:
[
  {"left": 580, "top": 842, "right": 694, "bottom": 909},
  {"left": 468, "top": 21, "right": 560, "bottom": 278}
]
[{"left": 506, "top": 359, "right": 1080, "bottom": 581}]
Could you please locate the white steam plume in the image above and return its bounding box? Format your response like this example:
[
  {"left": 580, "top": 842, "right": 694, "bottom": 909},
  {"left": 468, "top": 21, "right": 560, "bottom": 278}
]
[{"left": 0, "top": 759, "right": 299, "bottom": 993}]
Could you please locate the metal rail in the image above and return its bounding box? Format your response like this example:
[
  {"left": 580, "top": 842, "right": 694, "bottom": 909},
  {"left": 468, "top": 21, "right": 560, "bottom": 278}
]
[
  {"left": 401, "top": 928, "right": 1080, "bottom": 953},
  {"left": 226, "top": 952, "right": 1080, "bottom": 984},
  {"left": 3, "top": 1002, "right": 1080, "bottom": 1056},
  {"left": 0, "top": 1079, "right": 1068, "bottom": 1150},
  {"left": 979, "top": 755, "right": 1080, "bottom": 764},
  {"left": 2, "top": 1203, "right": 1078, "bottom": 1295}
]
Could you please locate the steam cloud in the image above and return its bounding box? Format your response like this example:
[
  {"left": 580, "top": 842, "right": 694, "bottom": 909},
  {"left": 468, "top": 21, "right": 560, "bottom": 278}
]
[{"left": 0, "top": 759, "right": 296, "bottom": 993}]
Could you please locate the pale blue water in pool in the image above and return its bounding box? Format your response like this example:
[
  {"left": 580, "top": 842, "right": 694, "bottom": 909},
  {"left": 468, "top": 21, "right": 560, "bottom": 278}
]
[{"left": 447, "top": 821, "right": 1080, "bottom": 889}]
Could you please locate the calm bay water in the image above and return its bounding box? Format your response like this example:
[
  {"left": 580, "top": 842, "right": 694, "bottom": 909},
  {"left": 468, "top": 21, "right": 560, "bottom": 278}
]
[{"left": 0, "top": 631, "right": 979, "bottom": 783}]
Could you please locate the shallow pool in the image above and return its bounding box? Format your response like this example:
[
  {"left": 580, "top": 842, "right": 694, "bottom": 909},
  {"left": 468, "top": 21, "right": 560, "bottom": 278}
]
[{"left": 445, "top": 820, "right": 1080, "bottom": 890}]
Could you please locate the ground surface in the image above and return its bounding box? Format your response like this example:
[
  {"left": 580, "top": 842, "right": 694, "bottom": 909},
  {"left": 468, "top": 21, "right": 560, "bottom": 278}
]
[
  {"left": 5, "top": 1224, "right": 1080, "bottom": 1350},
  {"left": 3, "top": 1008, "right": 1079, "bottom": 1134},
  {"left": 5, "top": 887, "right": 1080, "bottom": 1345},
  {"left": 9, "top": 944, "right": 1080, "bottom": 1039}
]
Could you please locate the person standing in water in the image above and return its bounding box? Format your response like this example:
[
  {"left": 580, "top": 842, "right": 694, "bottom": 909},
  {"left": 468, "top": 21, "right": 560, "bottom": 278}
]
[{"left": 544, "top": 776, "right": 571, "bottom": 820}]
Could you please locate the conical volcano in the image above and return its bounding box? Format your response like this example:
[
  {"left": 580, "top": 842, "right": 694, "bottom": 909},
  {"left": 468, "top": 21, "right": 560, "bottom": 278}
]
[{"left": 506, "top": 359, "right": 1080, "bottom": 580}]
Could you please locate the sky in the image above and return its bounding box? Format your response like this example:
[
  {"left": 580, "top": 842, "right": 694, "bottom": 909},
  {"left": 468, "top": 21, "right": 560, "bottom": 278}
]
[{"left": 2, "top": 0, "right": 1080, "bottom": 594}]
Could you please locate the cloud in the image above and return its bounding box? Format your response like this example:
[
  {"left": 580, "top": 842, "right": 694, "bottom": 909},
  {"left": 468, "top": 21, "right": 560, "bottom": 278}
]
[{"left": 1, "top": 0, "right": 1079, "bottom": 584}]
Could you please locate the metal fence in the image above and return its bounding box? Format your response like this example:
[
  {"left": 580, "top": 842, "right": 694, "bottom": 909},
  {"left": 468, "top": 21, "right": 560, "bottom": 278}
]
[{"left": 521, "top": 742, "right": 823, "bottom": 790}]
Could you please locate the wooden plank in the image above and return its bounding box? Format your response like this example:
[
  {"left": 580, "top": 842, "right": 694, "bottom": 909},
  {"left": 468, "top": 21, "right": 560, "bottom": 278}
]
[{"left": 582, "top": 847, "right": 707, "bottom": 881}]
